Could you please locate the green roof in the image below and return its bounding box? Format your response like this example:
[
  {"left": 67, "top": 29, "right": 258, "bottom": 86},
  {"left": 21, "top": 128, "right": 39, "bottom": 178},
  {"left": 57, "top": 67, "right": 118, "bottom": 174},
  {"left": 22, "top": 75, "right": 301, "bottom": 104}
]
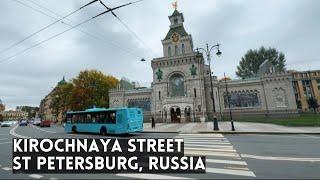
[
  {"left": 58, "top": 76, "right": 67, "bottom": 85},
  {"left": 164, "top": 25, "right": 188, "bottom": 40},
  {"left": 171, "top": 9, "right": 181, "bottom": 16}
]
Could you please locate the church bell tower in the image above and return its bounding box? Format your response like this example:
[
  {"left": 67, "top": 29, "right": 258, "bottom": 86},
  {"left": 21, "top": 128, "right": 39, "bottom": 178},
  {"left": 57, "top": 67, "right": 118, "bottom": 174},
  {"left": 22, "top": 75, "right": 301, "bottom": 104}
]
[{"left": 162, "top": 9, "right": 194, "bottom": 57}]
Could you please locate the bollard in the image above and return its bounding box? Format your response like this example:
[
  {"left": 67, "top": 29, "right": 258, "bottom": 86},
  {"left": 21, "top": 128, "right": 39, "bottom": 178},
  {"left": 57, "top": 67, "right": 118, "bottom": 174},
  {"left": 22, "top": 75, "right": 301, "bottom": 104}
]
[{"left": 213, "top": 115, "right": 219, "bottom": 131}]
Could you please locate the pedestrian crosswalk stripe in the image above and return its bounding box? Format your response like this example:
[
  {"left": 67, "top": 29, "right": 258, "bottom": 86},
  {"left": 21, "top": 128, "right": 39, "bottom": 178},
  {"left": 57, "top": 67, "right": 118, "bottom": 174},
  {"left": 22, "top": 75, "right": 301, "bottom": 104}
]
[
  {"left": 182, "top": 139, "right": 229, "bottom": 142},
  {"left": 185, "top": 142, "right": 231, "bottom": 147},
  {"left": 185, "top": 150, "right": 240, "bottom": 158},
  {"left": 181, "top": 138, "right": 229, "bottom": 141},
  {"left": 0, "top": 141, "right": 11, "bottom": 145},
  {"left": 29, "top": 174, "right": 43, "bottom": 179},
  {"left": 183, "top": 139, "right": 231, "bottom": 144},
  {"left": 184, "top": 147, "right": 236, "bottom": 153},
  {"left": 185, "top": 144, "right": 234, "bottom": 149},
  {"left": 184, "top": 141, "right": 230, "bottom": 145},
  {"left": 2, "top": 167, "right": 12, "bottom": 171},
  {"left": 117, "top": 173, "right": 193, "bottom": 179},
  {"left": 178, "top": 137, "right": 227, "bottom": 140},
  {"left": 206, "top": 167, "right": 256, "bottom": 177},
  {"left": 0, "top": 138, "right": 8, "bottom": 141},
  {"left": 179, "top": 134, "right": 224, "bottom": 137},
  {"left": 206, "top": 159, "right": 247, "bottom": 166}
]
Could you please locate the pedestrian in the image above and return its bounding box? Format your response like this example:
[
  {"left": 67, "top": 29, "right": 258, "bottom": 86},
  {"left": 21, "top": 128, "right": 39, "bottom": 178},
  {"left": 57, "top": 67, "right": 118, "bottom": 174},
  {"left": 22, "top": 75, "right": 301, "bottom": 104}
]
[{"left": 151, "top": 116, "right": 155, "bottom": 129}]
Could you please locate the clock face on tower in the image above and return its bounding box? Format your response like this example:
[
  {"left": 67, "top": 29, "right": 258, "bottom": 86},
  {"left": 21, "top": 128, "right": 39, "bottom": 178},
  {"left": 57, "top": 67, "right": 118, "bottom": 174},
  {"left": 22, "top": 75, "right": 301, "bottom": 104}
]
[{"left": 172, "top": 32, "right": 179, "bottom": 44}]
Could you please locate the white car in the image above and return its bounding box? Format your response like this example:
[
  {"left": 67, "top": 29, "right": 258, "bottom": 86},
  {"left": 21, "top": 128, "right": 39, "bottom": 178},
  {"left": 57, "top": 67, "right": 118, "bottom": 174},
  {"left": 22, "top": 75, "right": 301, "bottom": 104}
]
[
  {"left": 10, "top": 121, "right": 18, "bottom": 125},
  {"left": 33, "top": 120, "right": 41, "bottom": 126},
  {"left": 1, "top": 121, "right": 12, "bottom": 127}
]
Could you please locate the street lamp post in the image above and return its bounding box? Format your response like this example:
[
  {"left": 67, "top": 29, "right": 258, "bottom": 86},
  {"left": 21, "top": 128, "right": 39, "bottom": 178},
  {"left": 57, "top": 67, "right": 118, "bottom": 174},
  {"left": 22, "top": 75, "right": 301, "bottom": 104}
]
[
  {"left": 197, "top": 43, "right": 222, "bottom": 131},
  {"left": 224, "top": 73, "right": 235, "bottom": 131}
]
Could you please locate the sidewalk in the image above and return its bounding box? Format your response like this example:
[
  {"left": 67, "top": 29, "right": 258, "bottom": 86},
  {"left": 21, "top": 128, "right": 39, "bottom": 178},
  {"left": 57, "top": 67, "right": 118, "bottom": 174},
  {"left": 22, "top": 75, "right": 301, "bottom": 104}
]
[{"left": 143, "top": 121, "right": 320, "bottom": 134}]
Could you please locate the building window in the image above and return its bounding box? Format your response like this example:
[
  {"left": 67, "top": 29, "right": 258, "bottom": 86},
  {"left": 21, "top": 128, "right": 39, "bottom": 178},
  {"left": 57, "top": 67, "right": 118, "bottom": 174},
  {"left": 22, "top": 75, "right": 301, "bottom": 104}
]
[
  {"left": 175, "top": 45, "right": 179, "bottom": 55},
  {"left": 194, "top": 88, "right": 197, "bottom": 98},
  {"left": 174, "top": 18, "right": 178, "bottom": 24},
  {"left": 317, "top": 79, "right": 320, "bottom": 91},
  {"left": 127, "top": 98, "right": 151, "bottom": 111},
  {"left": 159, "top": 91, "right": 161, "bottom": 100},
  {"left": 182, "top": 44, "right": 185, "bottom": 54},
  {"left": 302, "top": 80, "right": 313, "bottom": 98},
  {"left": 224, "top": 91, "right": 260, "bottom": 108},
  {"left": 168, "top": 46, "right": 172, "bottom": 57},
  {"left": 170, "top": 73, "right": 185, "bottom": 97}
]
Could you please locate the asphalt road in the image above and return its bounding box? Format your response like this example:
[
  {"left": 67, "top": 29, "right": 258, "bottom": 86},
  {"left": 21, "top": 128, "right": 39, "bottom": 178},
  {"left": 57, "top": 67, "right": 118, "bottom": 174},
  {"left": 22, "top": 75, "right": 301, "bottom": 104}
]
[{"left": 0, "top": 124, "right": 319, "bottom": 179}]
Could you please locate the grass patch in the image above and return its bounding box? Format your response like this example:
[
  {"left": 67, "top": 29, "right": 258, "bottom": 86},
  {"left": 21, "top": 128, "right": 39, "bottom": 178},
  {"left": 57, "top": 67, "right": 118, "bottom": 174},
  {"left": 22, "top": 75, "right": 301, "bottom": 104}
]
[{"left": 221, "top": 113, "right": 320, "bottom": 127}]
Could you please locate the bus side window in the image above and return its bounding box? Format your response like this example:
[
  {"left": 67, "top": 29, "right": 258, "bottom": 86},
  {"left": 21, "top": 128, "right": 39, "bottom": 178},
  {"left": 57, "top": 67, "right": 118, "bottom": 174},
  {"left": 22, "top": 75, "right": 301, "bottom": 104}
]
[
  {"left": 91, "top": 114, "right": 96, "bottom": 123},
  {"left": 110, "top": 112, "right": 116, "bottom": 124},
  {"left": 72, "top": 115, "right": 77, "bottom": 123}
]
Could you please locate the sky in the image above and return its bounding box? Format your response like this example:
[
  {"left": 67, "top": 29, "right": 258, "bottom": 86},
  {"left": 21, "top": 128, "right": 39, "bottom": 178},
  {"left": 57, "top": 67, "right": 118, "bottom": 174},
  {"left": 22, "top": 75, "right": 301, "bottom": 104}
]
[{"left": 0, "top": 0, "right": 319, "bottom": 110}]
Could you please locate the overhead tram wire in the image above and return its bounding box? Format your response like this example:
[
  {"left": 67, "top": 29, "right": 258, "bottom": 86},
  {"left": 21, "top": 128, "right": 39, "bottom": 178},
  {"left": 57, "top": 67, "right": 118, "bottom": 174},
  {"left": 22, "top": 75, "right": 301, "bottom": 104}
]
[
  {"left": 99, "top": 0, "right": 157, "bottom": 58},
  {"left": 0, "top": 0, "right": 99, "bottom": 56},
  {"left": 0, "top": 1, "right": 142, "bottom": 64},
  {"left": 16, "top": 0, "right": 142, "bottom": 59}
]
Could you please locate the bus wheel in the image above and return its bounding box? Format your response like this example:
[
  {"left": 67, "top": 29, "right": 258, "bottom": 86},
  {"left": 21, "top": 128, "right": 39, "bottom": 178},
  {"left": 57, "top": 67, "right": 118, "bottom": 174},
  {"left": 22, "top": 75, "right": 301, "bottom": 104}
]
[
  {"left": 72, "top": 126, "right": 77, "bottom": 133},
  {"left": 100, "top": 127, "right": 107, "bottom": 136}
]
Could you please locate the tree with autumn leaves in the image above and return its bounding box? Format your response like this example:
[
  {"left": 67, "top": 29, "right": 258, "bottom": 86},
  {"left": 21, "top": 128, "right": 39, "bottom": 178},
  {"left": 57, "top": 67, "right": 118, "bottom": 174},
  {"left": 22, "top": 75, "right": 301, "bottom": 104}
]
[{"left": 50, "top": 70, "right": 119, "bottom": 119}]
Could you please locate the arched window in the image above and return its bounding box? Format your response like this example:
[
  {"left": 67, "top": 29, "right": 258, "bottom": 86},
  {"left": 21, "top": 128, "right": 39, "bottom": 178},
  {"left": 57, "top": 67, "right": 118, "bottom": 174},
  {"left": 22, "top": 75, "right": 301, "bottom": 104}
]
[
  {"left": 170, "top": 74, "right": 185, "bottom": 97},
  {"left": 174, "top": 18, "right": 178, "bottom": 24},
  {"left": 194, "top": 88, "right": 197, "bottom": 98},
  {"left": 182, "top": 44, "right": 185, "bottom": 54},
  {"left": 159, "top": 91, "right": 161, "bottom": 100},
  {"left": 175, "top": 45, "right": 179, "bottom": 56},
  {"left": 168, "top": 46, "right": 172, "bottom": 57}
]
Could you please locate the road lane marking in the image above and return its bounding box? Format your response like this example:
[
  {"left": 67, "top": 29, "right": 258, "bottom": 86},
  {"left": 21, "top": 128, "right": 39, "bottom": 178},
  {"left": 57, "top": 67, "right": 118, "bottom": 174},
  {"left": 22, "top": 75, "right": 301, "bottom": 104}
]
[
  {"left": 2, "top": 167, "right": 12, "bottom": 171},
  {"left": 9, "top": 125, "right": 30, "bottom": 138},
  {"left": 184, "top": 147, "right": 236, "bottom": 153},
  {"left": 29, "top": 174, "right": 43, "bottom": 179},
  {"left": 31, "top": 125, "right": 57, "bottom": 133},
  {"left": 117, "top": 173, "right": 193, "bottom": 179},
  {"left": 206, "top": 159, "right": 247, "bottom": 166},
  {"left": 241, "top": 154, "right": 320, "bottom": 162},
  {"left": 185, "top": 150, "right": 240, "bottom": 158},
  {"left": 206, "top": 167, "right": 256, "bottom": 177}
]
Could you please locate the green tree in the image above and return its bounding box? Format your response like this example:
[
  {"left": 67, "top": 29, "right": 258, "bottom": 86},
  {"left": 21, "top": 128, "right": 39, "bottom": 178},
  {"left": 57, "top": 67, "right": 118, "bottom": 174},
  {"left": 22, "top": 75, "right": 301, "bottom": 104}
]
[
  {"left": 0, "top": 114, "right": 3, "bottom": 122},
  {"left": 71, "top": 70, "right": 119, "bottom": 110},
  {"left": 307, "top": 97, "right": 319, "bottom": 112},
  {"left": 236, "top": 46, "right": 286, "bottom": 79}
]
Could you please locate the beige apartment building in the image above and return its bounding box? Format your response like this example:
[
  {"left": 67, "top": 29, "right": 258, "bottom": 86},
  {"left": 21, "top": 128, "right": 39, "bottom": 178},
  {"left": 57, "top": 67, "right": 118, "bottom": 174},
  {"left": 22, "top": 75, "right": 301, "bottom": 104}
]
[{"left": 292, "top": 70, "right": 320, "bottom": 111}]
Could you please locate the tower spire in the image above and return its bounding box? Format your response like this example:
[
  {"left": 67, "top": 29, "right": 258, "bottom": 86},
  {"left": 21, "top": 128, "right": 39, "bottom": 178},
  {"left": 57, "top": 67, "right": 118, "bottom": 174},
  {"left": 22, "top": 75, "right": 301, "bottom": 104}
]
[{"left": 172, "top": 0, "right": 178, "bottom": 10}]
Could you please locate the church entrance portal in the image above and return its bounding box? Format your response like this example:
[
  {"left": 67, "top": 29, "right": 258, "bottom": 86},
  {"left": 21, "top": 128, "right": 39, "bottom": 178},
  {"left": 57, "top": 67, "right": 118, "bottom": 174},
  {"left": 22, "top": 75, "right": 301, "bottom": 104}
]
[{"left": 170, "top": 107, "right": 181, "bottom": 123}]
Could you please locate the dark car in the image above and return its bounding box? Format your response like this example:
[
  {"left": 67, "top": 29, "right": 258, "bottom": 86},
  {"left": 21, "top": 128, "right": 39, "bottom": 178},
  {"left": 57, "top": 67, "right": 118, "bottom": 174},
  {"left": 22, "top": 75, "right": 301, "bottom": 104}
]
[
  {"left": 19, "top": 120, "right": 28, "bottom": 126},
  {"left": 40, "top": 120, "right": 51, "bottom": 127}
]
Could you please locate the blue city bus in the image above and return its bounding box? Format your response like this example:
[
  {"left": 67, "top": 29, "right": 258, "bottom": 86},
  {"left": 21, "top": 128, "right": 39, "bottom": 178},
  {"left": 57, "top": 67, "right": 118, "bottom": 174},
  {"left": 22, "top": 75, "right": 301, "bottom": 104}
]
[{"left": 64, "top": 107, "right": 143, "bottom": 135}]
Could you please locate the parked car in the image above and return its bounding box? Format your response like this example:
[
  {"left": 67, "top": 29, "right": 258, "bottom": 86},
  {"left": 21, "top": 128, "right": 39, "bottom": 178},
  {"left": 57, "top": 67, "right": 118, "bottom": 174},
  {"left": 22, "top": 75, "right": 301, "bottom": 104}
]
[
  {"left": 1, "top": 121, "right": 12, "bottom": 127},
  {"left": 33, "top": 119, "right": 41, "bottom": 126},
  {"left": 28, "top": 120, "right": 34, "bottom": 124},
  {"left": 19, "top": 120, "right": 28, "bottom": 126},
  {"left": 40, "top": 120, "right": 51, "bottom": 127},
  {"left": 10, "top": 121, "right": 18, "bottom": 126}
]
